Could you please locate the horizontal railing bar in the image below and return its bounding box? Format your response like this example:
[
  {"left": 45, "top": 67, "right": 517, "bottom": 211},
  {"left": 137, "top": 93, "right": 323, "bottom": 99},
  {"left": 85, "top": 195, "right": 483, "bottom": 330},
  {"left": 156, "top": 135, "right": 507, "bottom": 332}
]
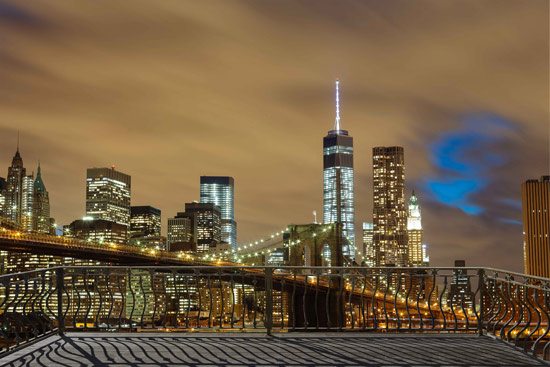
[{"left": 0, "top": 267, "right": 61, "bottom": 280}]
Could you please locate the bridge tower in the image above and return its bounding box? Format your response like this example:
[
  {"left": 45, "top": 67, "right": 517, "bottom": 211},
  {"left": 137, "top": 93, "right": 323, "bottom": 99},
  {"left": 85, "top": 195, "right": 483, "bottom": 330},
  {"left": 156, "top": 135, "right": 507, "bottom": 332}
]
[
  {"left": 286, "top": 222, "right": 344, "bottom": 328},
  {"left": 286, "top": 223, "right": 343, "bottom": 268}
]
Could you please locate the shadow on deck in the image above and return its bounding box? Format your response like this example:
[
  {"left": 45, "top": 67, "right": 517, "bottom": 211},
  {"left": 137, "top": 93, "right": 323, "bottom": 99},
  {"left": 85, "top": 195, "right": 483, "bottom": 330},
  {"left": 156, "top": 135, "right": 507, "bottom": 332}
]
[{"left": 0, "top": 333, "right": 546, "bottom": 367}]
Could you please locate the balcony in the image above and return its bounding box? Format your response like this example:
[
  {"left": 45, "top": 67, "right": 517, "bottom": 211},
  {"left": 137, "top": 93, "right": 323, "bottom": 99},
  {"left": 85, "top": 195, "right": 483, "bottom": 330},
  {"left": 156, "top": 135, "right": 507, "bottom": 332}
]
[{"left": 0, "top": 266, "right": 548, "bottom": 366}]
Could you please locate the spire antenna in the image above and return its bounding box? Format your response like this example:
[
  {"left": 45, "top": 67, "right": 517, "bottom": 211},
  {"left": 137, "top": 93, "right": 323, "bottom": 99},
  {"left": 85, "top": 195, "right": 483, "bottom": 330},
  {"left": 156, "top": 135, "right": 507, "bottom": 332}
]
[
  {"left": 334, "top": 79, "right": 341, "bottom": 131},
  {"left": 16, "top": 131, "right": 20, "bottom": 152}
]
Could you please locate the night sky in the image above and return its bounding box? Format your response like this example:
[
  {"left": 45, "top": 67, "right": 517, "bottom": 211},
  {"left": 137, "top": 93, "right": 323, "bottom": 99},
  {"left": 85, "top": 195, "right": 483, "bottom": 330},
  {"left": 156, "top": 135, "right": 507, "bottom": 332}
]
[{"left": 0, "top": 1, "right": 548, "bottom": 271}]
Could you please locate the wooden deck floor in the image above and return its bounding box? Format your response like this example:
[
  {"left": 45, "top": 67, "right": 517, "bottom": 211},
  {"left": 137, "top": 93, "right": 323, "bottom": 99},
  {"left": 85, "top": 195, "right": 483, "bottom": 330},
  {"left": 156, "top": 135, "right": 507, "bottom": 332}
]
[{"left": 0, "top": 333, "right": 546, "bottom": 367}]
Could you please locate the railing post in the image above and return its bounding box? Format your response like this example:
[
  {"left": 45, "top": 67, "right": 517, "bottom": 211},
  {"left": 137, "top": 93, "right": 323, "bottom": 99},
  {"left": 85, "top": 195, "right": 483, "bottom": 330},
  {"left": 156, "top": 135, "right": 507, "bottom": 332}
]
[
  {"left": 56, "top": 267, "right": 65, "bottom": 336},
  {"left": 265, "top": 267, "right": 273, "bottom": 336},
  {"left": 478, "top": 268, "right": 485, "bottom": 336}
]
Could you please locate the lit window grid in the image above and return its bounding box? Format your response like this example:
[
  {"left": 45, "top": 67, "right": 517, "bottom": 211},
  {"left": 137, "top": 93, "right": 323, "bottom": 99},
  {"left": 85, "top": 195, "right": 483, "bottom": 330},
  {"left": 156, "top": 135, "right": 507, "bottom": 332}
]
[
  {"left": 200, "top": 182, "right": 236, "bottom": 246},
  {"left": 33, "top": 190, "right": 51, "bottom": 234},
  {"left": 167, "top": 218, "right": 192, "bottom": 245},
  {"left": 5, "top": 163, "right": 26, "bottom": 224},
  {"left": 20, "top": 175, "right": 34, "bottom": 231},
  {"left": 362, "top": 223, "right": 375, "bottom": 267},
  {"left": 372, "top": 148, "right": 407, "bottom": 266},
  {"left": 323, "top": 145, "right": 353, "bottom": 156},
  {"left": 323, "top": 165, "right": 355, "bottom": 258},
  {"left": 408, "top": 229, "right": 423, "bottom": 266},
  {"left": 86, "top": 177, "right": 131, "bottom": 227},
  {"left": 195, "top": 210, "right": 221, "bottom": 252},
  {"left": 130, "top": 212, "right": 161, "bottom": 237}
]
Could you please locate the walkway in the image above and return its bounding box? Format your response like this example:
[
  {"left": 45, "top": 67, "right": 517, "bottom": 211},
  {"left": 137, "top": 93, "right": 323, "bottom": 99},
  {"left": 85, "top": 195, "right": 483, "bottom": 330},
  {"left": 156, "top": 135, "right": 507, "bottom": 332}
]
[{"left": 0, "top": 333, "right": 546, "bottom": 367}]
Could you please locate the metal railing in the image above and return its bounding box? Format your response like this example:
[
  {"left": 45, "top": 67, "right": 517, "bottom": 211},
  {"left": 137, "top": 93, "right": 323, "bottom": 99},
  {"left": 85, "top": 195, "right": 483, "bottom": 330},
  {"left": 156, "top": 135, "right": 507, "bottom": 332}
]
[{"left": 0, "top": 266, "right": 548, "bottom": 361}]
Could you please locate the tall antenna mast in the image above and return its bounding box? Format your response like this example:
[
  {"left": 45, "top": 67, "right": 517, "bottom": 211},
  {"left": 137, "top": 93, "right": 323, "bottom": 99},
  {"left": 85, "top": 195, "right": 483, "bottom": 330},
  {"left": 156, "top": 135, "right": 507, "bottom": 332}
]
[{"left": 334, "top": 79, "right": 341, "bottom": 131}]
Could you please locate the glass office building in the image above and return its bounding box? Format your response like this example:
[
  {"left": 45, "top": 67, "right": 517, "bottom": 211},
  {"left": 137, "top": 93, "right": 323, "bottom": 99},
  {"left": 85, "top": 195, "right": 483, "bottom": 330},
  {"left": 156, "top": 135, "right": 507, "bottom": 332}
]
[
  {"left": 322, "top": 80, "right": 355, "bottom": 258},
  {"left": 200, "top": 176, "right": 236, "bottom": 248}
]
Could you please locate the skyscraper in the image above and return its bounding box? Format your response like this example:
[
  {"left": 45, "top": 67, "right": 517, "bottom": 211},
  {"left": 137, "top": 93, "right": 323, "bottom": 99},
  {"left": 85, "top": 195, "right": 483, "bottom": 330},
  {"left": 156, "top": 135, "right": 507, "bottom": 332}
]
[
  {"left": 372, "top": 146, "right": 407, "bottom": 266},
  {"left": 86, "top": 167, "right": 131, "bottom": 230},
  {"left": 407, "top": 191, "right": 424, "bottom": 267},
  {"left": 0, "top": 177, "right": 6, "bottom": 217},
  {"left": 20, "top": 173, "right": 34, "bottom": 231},
  {"left": 129, "top": 205, "right": 164, "bottom": 249},
  {"left": 200, "top": 176, "right": 236, "bottom": 247},
  {"left": 323, "top": 80, "right": 355, "bottom": 258},
  {"left": 5, "top": 144, "right": 26, "bottom": 225},
  {"left": 130, "top": 206, "right": 161, "bottom": 238},
  {"left": 521, "top": 176, "right": 550, "bottom": 278},
  {"left": 167, "top": 215, "right": 193, "bottom": 250},
  {"left": 184, "top": 202, "right": 221, "bottom": 252},
  {"left": 448, "top": 260, "right": 474, "bottom": 309},
  {"left": 362, "top": 222, "right": 375, "bottom": 267},
  {"left": 32, "top": 164, "right": 52, "bottom": 234},
  {"left": 168, "top": 202, "right": 222, "bottom": 253}
]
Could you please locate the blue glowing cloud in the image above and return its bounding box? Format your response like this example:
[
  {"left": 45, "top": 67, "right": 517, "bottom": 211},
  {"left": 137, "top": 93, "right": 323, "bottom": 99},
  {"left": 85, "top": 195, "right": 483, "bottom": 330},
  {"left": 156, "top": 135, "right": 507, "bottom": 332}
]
[{"left": 424, "top": 113, "right": 517, "bottom": 215}]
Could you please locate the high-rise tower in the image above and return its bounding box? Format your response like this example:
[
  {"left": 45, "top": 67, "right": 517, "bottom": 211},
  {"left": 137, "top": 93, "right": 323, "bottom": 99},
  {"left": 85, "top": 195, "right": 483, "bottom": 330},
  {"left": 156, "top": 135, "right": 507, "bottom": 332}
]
[
  {"left": 362, "top": 222, "right": 375, "bottom": 267},
  {"left": 372, "top": 146, "right": 407, "bottom": 266},
  {"left": 32, "top": 163, "right": 51, "bottom": 234},
  {"left": 407, "top": 190, "right": 423, "bottom": 266},
  {"left": 200, "top": 176, "right": 236, "bottom": 247},
  {"left": 130, "top": 206, "right": 161, "bottom": 238},
  {"left": 323, "top": 80, "right": 355, "bottom": 258},
  {"left": 5, "top": 139, "right": 26, "bottom": 225},
  {"left": 20, "top": 173, "right": 34, "bottom": 231},
  {"left": 522, "top": 176, "right": 550, "bottom": 278},
  {"left": 174, "top": 202, "right": 222, "bottom": 252}
]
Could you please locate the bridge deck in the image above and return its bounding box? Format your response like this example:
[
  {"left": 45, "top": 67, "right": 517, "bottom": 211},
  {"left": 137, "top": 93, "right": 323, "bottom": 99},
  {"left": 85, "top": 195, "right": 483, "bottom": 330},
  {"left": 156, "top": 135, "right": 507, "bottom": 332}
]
[{"left": 0, "top": 333, "right": 545, "bottom": 367}]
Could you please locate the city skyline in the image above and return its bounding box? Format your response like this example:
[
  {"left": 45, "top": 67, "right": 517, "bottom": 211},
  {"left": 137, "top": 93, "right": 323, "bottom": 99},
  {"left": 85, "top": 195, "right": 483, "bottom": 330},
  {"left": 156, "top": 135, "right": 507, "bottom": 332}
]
[{"left": 0, "top": 1, "right": 548, "bottom": 273}]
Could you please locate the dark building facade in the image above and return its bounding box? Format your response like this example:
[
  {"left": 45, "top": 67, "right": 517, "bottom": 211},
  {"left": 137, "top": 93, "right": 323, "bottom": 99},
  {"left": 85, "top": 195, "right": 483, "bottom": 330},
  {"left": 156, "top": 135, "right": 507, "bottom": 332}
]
[
  {"left": 64, "top": 218, "right": 127, "bottom": 245},
  {"left": 130, "top": 206, "right": 161, "bottom": 237},
  {"left": 168, "top": 202, "right": 221, "bottom": 253},
  {"left": 448, "top": 260, "right": 474, "bottom": 309},
  {"left": 129, "top": 205, "right": 163, "bottom": 249}
]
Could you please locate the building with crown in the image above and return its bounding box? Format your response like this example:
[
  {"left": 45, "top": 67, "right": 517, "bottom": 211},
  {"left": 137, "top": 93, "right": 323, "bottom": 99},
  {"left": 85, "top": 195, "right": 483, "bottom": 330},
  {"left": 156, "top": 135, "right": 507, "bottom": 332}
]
[
  {"left": 323, "top": 80, "right": 355, "bottom": 259},
  {"left": 3, "top": 139, "right": 53, "bottom": 233},
  {"left": 5, "top": 144, "right": 26, "bottom": 226},
  {"left": 32, "top": 164, "right": 53, "bottom": 234},
  {"left": 407, "top": 191, "right": 424, "bottom": 266}
]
